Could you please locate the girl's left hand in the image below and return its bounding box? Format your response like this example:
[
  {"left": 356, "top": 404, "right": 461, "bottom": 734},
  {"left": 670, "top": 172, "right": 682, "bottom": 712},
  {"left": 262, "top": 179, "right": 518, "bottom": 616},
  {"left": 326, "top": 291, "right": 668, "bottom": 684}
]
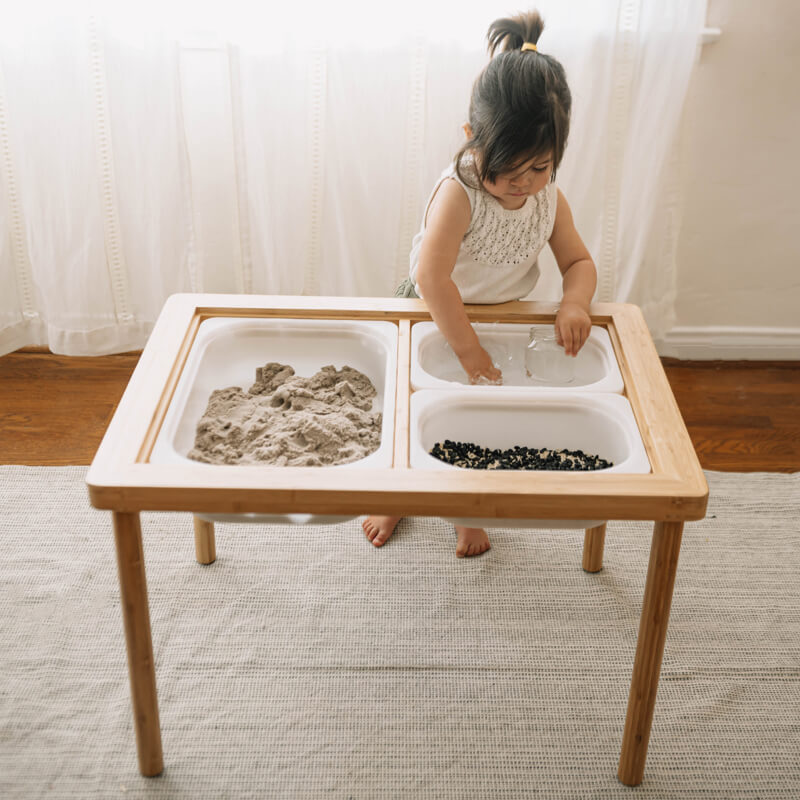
[{"left": 555, "top": 302, "right": 592, "bottom": 356}]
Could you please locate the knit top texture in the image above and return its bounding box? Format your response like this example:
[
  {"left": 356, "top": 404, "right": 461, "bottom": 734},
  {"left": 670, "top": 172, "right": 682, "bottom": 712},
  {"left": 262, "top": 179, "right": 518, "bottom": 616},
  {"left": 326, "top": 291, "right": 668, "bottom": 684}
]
[{"left": 408, "top": 158, "right": 558, "bottom": 304}]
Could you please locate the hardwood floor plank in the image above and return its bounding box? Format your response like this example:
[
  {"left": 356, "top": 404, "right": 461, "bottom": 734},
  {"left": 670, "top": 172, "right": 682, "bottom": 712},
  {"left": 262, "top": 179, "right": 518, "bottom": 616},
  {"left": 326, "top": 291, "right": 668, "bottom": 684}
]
[
  {"left": 661, "top": 359, "right": 800, "bottom": 472},
  {"left": 1, "top": 350, "right": 798, "bottom": 471},
  {"left": 0, "top": 351, "right": 139, "bottom": 466}
]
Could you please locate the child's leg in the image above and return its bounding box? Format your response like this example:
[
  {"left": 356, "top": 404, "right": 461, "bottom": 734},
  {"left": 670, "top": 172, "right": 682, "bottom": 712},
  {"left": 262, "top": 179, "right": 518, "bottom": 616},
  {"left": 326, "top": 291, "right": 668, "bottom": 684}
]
[
  {"left": 363, "top": 516, "right": 402, "bottom": 547},
  {"left": 454, "top": 525, "right": 491, "bottom": 558}
]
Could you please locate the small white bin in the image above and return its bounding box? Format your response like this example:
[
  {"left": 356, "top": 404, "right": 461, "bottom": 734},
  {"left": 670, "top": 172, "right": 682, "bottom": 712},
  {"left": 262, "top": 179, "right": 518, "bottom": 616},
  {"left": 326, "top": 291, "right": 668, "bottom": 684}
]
[
  {"left": 410, "top": 321, "right": 623, "bottom": 392},
  {"left": 410, "top": 389, "right": 650, "bottom": 529},
  {"left": 150, "top": 317, "right": 398, "bottom": 525}
]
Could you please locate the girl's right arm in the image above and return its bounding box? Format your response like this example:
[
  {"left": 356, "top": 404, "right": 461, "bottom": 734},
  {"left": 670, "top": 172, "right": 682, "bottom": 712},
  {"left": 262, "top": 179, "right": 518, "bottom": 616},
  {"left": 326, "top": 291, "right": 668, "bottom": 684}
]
[{"left": 415, "top": 179, "right": 502, "bottom": 383}]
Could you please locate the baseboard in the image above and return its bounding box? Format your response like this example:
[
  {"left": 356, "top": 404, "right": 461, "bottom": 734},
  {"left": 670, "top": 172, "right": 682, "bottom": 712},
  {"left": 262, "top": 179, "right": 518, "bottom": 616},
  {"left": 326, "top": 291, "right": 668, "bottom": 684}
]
[{"left": 655, "top": 326, "right": 800, "bottom": 360}]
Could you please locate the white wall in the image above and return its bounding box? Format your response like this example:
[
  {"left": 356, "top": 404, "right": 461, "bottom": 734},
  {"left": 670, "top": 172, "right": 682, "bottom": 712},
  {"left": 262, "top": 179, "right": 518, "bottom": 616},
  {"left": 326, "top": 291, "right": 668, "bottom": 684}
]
[{"left": 662, "top": 0, "right": 800, "bottom": 358}]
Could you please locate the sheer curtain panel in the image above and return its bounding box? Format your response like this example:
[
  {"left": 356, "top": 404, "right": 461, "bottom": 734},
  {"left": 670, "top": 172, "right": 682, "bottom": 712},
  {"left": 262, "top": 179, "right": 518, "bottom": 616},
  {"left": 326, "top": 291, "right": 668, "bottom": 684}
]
[{"left": 0, "top": 0, "right": 707, "bottom": 355}]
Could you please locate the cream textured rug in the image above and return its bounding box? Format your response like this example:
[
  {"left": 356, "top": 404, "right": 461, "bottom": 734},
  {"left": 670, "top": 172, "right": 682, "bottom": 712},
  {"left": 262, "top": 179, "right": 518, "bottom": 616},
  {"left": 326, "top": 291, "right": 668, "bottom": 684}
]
[{"left": 1, "top": 467, "right": 798, "bottom": 799}]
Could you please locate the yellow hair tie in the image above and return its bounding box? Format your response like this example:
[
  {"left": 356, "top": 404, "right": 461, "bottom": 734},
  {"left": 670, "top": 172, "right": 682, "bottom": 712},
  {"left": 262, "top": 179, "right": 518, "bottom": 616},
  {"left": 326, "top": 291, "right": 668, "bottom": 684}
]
[{"left": 521, "top": 42, "right": 538, "bottom": 52}]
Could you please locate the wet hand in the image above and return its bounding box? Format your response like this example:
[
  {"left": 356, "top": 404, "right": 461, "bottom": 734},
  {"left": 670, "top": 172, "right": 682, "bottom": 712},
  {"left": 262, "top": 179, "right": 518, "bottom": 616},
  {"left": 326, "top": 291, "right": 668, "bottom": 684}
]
[
  {"left": 555, "top": 303, "right": 592, "bottom": 356},
  {"left": 459, "top": 346, "right": 502, "bottom": 385}
]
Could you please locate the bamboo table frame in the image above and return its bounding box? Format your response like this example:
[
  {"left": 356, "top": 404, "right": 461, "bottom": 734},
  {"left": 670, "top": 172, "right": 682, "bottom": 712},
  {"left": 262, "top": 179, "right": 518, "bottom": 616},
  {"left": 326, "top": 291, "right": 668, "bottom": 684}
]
[{"left": 87, "top": 294, "right": 708, "bottom": 786}]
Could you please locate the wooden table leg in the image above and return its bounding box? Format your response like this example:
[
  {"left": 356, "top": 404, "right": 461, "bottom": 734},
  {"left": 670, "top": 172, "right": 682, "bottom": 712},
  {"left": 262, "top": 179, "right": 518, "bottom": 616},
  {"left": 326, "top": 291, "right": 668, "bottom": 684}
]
[
  {"left": 582, "top": 523, "right": 607, "bottom": 573},
  {"left": 112, "top": 511, "right": 164, "bottom": 777},
  {"left": 617, "top": 520, "right": 683, "bottom": 786},
  {"left": 193, "top": 516, "right": 217, "bottom": 564}
]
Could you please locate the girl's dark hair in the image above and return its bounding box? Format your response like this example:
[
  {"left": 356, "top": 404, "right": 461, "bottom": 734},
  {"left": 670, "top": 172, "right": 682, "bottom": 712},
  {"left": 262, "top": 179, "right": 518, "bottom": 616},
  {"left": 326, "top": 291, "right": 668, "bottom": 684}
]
[{"left": 455, "top": 10, "right": 571, "bottom": 187}]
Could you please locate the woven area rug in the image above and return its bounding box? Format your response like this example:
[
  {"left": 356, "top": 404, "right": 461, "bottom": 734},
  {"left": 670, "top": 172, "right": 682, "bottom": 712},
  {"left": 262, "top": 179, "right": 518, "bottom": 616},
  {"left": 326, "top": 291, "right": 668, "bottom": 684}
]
[{"left": 1, "top": 467, "right": 798, "bottom": 799}]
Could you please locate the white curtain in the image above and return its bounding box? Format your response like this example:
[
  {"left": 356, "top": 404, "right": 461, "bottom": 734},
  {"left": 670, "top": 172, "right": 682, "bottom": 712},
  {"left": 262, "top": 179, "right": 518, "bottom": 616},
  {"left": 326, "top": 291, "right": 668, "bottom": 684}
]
[{"left": 0, "top": 0, "right": 706, "bottom": 356}]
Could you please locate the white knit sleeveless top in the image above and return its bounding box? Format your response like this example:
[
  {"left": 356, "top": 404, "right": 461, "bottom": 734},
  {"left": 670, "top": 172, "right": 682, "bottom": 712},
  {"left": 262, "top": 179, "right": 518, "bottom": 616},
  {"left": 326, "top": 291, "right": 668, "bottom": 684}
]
[{"left": 408, "top": 159, "right": 558, "bottom": 303}]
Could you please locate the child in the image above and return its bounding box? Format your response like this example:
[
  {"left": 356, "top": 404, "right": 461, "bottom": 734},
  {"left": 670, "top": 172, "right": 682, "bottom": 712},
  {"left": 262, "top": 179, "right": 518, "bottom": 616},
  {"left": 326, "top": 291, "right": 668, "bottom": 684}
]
[{"left": 363, "top": 9, "right": 597, "bottom": 557}]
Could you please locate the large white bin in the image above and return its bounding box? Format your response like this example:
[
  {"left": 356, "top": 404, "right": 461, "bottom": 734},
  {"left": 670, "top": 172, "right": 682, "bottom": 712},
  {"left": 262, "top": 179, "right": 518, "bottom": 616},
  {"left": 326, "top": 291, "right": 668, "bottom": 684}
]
[
  {"left": 150, "top": 317, "right": 398, "bottom": 524},
  {"left": 410, "top": 389, "right": 650, "bottom": 529},
  {"left": 411, "top": 321, "right": 623, "bottom": 392}
]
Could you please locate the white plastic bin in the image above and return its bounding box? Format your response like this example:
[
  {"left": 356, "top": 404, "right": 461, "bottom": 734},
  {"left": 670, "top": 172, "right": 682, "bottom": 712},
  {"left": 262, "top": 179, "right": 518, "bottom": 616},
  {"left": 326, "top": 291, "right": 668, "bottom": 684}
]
[
  {"left": 150, "top": 317, "right": 398, "bottom": 524},
  {"left": 410, "top": 321, "right": 623, "bottom": 392},
  {"left": 410, "top": 389, "right": 650, "bottom": 529}
]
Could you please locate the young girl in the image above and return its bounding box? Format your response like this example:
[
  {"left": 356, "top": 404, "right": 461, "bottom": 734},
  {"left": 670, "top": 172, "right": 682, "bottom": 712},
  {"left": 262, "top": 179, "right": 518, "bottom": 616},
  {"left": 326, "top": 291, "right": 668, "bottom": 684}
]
[{"left": 363, "top": 9, "right": 597, "bottom": 557}]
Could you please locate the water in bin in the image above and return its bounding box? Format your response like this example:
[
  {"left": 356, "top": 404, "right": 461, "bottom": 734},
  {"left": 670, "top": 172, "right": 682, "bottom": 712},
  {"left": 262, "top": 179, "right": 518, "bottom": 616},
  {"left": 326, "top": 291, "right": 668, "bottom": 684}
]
[
  {"left": 525, "top": 325, "right": 576, "bottom": 385},
  {"left": 426, "top": 324, "right": 576, "bottom": 385},
  {"left": 428, "top": 332, "right": 509, "bottom": 384}
]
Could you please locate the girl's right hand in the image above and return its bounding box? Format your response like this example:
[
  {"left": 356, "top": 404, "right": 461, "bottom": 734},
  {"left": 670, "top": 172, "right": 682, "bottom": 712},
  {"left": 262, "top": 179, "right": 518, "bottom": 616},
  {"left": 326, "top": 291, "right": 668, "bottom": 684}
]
[{"left": 458, "top": 346, "right": 502, "bottom": 385}]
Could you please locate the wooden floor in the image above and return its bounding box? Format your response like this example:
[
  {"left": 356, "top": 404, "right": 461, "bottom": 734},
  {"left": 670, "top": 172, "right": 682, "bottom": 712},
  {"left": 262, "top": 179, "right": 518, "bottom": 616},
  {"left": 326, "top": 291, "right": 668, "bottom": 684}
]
[{"left": 0, "top": 350, "right": 798, "bottom": 471}]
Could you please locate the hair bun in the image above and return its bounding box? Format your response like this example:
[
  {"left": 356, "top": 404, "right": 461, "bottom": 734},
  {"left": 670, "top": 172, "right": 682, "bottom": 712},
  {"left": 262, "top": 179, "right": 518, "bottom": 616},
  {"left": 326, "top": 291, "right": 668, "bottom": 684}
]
[{"left": 487, "top": 10, "right": 545, "bottom": 57}]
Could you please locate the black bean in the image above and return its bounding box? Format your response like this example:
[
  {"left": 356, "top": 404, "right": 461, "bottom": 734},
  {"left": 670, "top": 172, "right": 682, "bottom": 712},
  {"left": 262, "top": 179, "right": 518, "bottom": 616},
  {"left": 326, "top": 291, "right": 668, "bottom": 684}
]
[{"left": 429, "top": 440, "right": 613, "bottom": 471}]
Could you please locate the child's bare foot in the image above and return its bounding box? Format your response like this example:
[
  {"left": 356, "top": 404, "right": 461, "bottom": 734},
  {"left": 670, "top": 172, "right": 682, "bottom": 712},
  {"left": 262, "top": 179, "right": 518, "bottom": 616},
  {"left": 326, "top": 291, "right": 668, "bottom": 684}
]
[
  {"left": 363, "top": 516, "right": 401, "bottom": 547},
  {"left": 454, "top": 525, "right": 491, "bottom": 558}
]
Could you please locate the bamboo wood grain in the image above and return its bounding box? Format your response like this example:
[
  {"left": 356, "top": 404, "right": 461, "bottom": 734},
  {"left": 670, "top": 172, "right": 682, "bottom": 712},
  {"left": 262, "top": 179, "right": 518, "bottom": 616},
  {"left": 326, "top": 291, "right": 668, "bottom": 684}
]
[
  {"left": 112, "top": 511, "right": 163, "bottom": 777},
  {"left": 88, "top": 465, "right": 705, "bottom": 520},
  {"left": 582, "top": 524, "right": 607, "bottom": 573},
  {"left": 606, "top": 309, "right": 671, "bottom": 475},
  {"left": 136, "top": 312, "right": 202, "bottom": 463},
  {"left": 185, "top": 292, "right": 618, "bottom": 322},
  {"left": 87, "top": 294, "right": 198, "bottom": 472},
  {"left": 617, "top": 520, "right": 684, "bottom": 787},
  {"left": 193, "top": 516, "right": 216, "bottom": 564},
  {"left": 394, "top": 320, "right": 411, "bottom": 468},
  {"left": 610, "top": 306, "right": 706, "bottom": 489}
]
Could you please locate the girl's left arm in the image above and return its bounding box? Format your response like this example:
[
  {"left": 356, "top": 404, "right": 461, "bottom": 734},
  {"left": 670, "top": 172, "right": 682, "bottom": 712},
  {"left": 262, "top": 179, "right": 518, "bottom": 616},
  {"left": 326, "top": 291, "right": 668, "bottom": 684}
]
[{"left": 548, "top": 188, "right": 597, "bottom": 356}]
